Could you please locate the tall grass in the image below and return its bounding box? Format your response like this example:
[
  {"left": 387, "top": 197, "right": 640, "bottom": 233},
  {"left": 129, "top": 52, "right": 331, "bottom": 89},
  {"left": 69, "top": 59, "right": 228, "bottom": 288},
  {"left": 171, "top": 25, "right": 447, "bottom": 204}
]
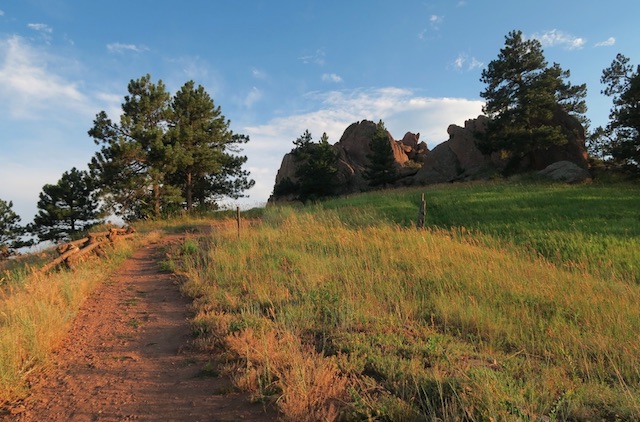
[
  {"left": 175, "top": 182, "right": 640, "bottom": 420},
  {"left": 0, "top": 232, "right": 155, "bottom": 404},
  {"left": 321, "top": 181, "right": 640, "bottom": 284}
]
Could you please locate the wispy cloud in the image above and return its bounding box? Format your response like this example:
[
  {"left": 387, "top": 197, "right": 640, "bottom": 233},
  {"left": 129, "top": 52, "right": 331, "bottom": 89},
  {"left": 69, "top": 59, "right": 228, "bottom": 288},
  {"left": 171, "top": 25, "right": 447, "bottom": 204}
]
[
  {"left": 321, "top": 73, "right": 343, "bottom": 83},
  {"left": 0, "top": 35, "right": 92, "bottom": 119},
  {"left": 106, "top": 42, "right": 148, "bottom": 54},
  {"left": 419, "top": 13, "right": 444, "bottom": 39},
  {"left": 0, "top": 10, "right": 5, "bottom": 16},
  {"left": 531, "top": 29, "right": 585, "bottom": 50},
  {"left": 27, "top": 23, "right": 53, "bottom": 33},
  {"left": 453, "top": 53, "right": 483, "bottom": 71},
  {"left": 243, "top": 86, "right": 263, "bottom": 108},
  {"left": 299, "top": 48, "right": 326, "bottom": 66},
  {"left": 430, "top": 14, "right": 444, "bottom": 29},
  {"left": 252, "top": 68, "right": 267, "bottom": 79},
  {"left": 595, "top": 37, "right": 616, "bottom": 47},
  {"left": 27, "top": 23, "right": 54, "bottom": 43}
]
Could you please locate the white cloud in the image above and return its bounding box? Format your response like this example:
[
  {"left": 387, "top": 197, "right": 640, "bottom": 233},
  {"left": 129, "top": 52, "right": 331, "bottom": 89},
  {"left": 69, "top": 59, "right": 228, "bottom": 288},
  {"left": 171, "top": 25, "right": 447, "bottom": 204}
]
[
  {"left": 532, "top": 29, "right": 585, "bottom": 50},
  {"left": 321, "top": 73, "right": 343, "bottom": 83},
  {"left": 453, "top": 53, "right": 483, "bottom": 71},
  {"left": 243, "top": 87, "right": 263, "bottom": 108},
  {"left": 0, "top": 10, "right": 5, "bottom": 16},
  {"left": 252, "top": 68, "right": 267, "bottom": 79},
  {"left": 0, "top": 35, "right": 92, "bottom": 119},
  {"left": 430, "top": 14, "right": 444, "bottom": 29},
  {"left": 106, "top": 42, "right": 148, "bottom": 53},
  {"left": 240, "top": 88, "right": 484, "bottom": 205},
  {"left": 595, "top": 37, "right": 616, "bottom": 47},
  {"left": 27, "top": 23, "right": 53, "bottom": 33},
  {"left": 299, "top": 48, "right": 326, "bottom": 66}
]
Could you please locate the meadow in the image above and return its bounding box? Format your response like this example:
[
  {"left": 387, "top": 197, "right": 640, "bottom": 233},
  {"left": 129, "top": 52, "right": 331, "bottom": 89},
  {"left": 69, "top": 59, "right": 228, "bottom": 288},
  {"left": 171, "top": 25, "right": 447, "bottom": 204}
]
[{"left": 173, "top": 180, "right": 640, "bottom": 421}]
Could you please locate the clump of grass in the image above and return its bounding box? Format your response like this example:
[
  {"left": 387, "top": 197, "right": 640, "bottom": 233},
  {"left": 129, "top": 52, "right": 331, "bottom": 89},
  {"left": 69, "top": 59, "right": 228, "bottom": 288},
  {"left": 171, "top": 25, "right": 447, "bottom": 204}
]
[
  {"left": 177, "top": 182, "right": 640, "bottom": 420},
  {"left": 225, "top": 326, "right": 349, "bottom": 421}
]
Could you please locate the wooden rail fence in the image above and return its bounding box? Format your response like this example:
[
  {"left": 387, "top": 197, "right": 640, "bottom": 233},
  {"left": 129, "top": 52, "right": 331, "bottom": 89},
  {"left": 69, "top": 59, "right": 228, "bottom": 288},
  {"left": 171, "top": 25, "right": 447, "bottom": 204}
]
[{"left": 40, "top": 227, "right": 136, "bottom": 274}]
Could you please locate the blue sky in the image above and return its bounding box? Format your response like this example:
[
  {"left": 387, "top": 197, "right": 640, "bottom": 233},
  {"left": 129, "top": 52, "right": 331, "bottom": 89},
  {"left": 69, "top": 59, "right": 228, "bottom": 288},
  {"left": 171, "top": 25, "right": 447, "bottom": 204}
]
[{"left": 1, "top": 0, "right": 637, "bottom": 222}]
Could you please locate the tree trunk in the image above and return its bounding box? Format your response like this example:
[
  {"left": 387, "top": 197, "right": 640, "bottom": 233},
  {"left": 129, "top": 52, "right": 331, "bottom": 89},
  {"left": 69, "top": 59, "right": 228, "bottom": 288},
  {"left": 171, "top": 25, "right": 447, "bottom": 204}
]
[
  {"left": 153, "top": 182, "right": 160, "bottom": 217},
  {"left": 186, "top": 172, "right": 193, "bottom": 211}
]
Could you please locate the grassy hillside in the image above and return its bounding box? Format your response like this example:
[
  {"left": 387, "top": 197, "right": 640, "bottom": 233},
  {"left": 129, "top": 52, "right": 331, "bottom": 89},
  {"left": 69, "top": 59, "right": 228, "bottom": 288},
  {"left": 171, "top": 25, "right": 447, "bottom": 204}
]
[{"left": 174, "top": 181, "right": 640, "bottom": 421}]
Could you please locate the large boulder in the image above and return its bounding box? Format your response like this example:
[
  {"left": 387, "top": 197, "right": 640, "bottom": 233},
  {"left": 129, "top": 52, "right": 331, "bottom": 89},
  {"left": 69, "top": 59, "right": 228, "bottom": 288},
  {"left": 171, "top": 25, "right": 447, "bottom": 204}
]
[
  {"left": 537, "top": 161, "right": 592, "bottom": 183},
  {"left": 413, "top": 142, "right": 461, "bottom": 184},
  {"left": 414, "top": 116, "right": 493, "bottom": 185},
  {"left": 273, "top": 153, "right": 298, "bottom": 186}
]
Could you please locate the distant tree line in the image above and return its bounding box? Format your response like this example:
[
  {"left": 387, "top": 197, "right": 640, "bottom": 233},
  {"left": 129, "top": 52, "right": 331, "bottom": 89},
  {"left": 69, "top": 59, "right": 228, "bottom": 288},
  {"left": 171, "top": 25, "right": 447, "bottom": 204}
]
[{"left": 1, "top": 74, "right": 254, "bottom": 255}]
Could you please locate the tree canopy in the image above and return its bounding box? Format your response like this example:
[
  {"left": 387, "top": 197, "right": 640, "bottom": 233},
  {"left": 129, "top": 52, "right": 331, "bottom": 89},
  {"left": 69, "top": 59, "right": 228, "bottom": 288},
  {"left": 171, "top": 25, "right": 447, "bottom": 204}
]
[
  {"left": 89, "top": 75, "right": 253, "bottom": 220},
  {"left": 167, "top": 80, "right": 253, "bottom": 210},
  {"left": 363, "top": 120, "right": 398, "bottom": 188},
  {"left": 272, "top": 130, "right": 340, "bottom": 202},
  {"left": 89, "top": 75, "right": 176, "bottom": 220},
  {"left": 479, "top": 30, "right": 587, "bottom": 171},
  {"left": 295, "top": 131, "right": 339, "bottom": 202},
  {"left": 595, "top": 53, "right": 640, "bottom": 169},
  {"left": 31, "top": 167, "right": 102, "bottom": 242},
  {"left": 0, "top": 198, "right": 30, "bottom": 258}
]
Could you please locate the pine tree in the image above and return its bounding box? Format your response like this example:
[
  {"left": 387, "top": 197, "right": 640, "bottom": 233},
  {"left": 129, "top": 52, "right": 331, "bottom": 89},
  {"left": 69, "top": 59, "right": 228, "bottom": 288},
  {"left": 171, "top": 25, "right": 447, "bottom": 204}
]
[
  {"left": 89, "top": 74, "right": 179, "bottom": 220},
  {"left": 596, "top": 54, "right": 640, "bottom": 169},
  {"left": 0, "top": 199, "right": 30, "bottom": 258},
  {"left": 167, "top": 81, "right": 254, "bottom": 210},
  {"left": 294, "top": 131, "right": 339, "bottom": 202},
  {"left": 479, "top": 30, "right": 587, "bottom": 171},
  {"left": 364, "top": 120, "right": 398, "bottom": 188},
  {"left": 31, "top": 168, "right": 102, "bottom": 242}
]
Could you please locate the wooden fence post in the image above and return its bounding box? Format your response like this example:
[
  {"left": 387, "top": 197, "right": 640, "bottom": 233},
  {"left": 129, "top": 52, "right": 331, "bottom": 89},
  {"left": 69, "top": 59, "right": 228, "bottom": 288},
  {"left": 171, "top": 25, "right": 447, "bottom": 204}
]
[
  {"left": 417, "top": 193, "right": 426, "bottom": 229},
  {"left": 236, "top": 206, "right": 241, "bottom": 239}
]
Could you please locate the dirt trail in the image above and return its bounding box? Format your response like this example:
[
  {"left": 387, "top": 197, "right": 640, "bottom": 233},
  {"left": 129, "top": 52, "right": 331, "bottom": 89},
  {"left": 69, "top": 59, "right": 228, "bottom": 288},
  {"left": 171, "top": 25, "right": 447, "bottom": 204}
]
[{"left": 6, "top": 235, "right": 277, "bottom": 421}]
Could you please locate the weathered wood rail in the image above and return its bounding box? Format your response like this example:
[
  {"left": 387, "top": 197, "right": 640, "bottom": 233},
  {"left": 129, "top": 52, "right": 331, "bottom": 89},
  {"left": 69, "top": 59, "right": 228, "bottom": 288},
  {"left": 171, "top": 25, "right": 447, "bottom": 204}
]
[{"left": 40, "top": 227, "right": 136, "bottom": 274}]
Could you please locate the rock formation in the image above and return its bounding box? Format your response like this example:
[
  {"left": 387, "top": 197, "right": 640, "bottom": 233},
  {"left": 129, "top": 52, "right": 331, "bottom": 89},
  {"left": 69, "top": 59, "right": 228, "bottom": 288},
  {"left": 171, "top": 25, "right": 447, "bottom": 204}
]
[
  {"left": 271, "top": 120, "right": 429, "bottom": 200},
  {"left": 270, "top": 111, "right": 590, "bottom": 202}
]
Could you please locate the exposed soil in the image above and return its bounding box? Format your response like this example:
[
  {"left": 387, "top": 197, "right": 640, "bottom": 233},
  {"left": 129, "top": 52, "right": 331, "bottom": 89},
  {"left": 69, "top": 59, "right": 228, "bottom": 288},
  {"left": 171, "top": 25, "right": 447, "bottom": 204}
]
[{"left": 4, "top": 234, "right": 278, "bottom": 421}]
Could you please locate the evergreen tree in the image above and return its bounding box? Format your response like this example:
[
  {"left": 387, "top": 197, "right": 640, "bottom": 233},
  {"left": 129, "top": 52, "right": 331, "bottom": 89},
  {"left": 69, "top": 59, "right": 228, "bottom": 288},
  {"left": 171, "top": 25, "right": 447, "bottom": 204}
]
[
  {"left": 0, "top": 199, "right": 30, "bottom": 257},
  {"left": 293, "top": 129, "right": 313, "bottom": 151},
  {"left": 294, "top": 131, "right": 339, "bottom": 202},
  {"left": 31, "top": 168, "right": 102, "bottom": 242},
  {"left": 479, "top": 30, "right": 587, "bottom": 171},
  {"left": 167, "top": 81, "right": 254, "bottom": 210},
  {"left": 89, "top": 74, "right": 179, "bottom": 220},
  {"left": 596, "top": 53, "right": 640, "bottom": 169},
  {"left": 364, "top": 120, "right": 398, "bottom": 188}
]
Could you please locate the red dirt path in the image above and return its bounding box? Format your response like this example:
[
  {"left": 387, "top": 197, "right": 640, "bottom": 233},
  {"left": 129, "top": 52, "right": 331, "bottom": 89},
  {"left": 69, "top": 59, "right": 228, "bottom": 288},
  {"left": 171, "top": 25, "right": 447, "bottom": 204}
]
[{"left": 5, "top": 235, "right": 278, "bottom": 421}]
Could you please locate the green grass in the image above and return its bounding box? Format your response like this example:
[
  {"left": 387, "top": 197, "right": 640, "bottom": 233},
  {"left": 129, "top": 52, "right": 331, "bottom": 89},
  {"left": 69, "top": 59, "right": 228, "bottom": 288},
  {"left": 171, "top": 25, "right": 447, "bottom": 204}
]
[
  {"left": 173, "top": 180, "right": 640, "bottom": 421},
  {"left": 319, "top": 181, "right": 640, "bottom": 284}
]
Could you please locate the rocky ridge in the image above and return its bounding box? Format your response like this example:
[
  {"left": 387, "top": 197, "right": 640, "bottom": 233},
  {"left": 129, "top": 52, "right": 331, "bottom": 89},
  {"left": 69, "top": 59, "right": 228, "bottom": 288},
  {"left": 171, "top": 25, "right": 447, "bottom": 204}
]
[{"left": 270, "top": 112, "right": 589, "bottom": 202}]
